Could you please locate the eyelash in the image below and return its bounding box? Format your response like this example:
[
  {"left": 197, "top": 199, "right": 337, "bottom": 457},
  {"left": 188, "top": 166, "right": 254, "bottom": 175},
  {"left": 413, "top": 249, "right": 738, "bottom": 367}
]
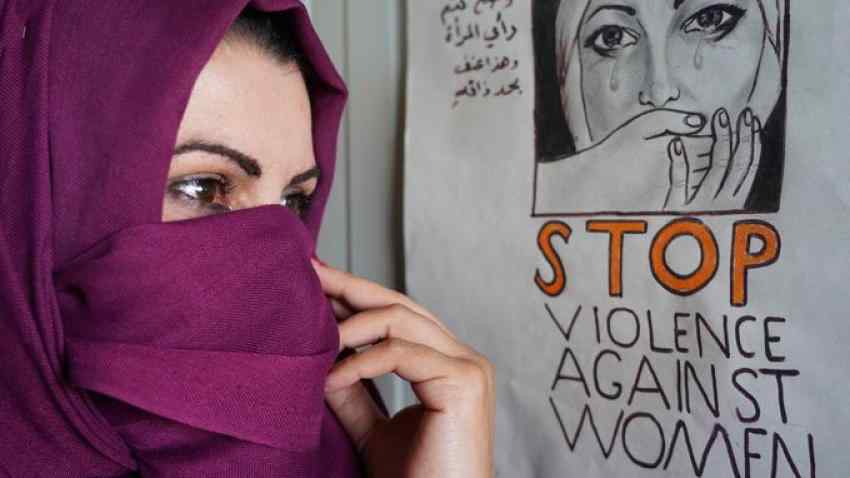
[
  {"left": 166, "top": 174, "right": 314, "bottom": 217},
  {"left": 167, "top": 174, "right": 234, "bottom": 214},
  {"left": 584, "top": 25, "right": 640, "bottom": 57},
  {"left": 681, "top": 4, "right": 747, "bottom": 39},
  {"left": 280, "top": 191, "right": 313, "bottom": 217}
]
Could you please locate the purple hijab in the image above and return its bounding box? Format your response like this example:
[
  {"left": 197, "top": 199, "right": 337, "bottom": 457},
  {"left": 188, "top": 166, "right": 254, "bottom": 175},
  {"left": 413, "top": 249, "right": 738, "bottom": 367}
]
[{"left": 0, "top": 0, "right": 362, "bottom": 476}]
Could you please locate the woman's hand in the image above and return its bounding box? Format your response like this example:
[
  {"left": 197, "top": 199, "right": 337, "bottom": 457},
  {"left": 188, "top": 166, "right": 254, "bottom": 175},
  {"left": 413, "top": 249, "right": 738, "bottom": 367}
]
[
  {"left": 313, "top": 260, "right": 495, "bottom": 478},
  {"left": 535, "top": 108, "right": 706, "bottom": 213},
  {"left": 666, "top": 107, "right": 762, "bottom": 211}
]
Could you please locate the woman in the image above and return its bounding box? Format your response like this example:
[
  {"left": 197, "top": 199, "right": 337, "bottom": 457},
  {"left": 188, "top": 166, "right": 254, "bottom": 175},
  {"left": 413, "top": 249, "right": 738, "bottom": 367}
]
[
  {"left": 535, "top": 0, "right": 785, "bottom": 213},
  {"left": 0, "top": 1, "right": 493, "bottom": 476}
]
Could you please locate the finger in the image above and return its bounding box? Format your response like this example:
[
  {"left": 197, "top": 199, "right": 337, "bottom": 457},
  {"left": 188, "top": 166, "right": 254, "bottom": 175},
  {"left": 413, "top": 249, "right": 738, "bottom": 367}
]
[
  {"left": 325, "top": 339, "right": 458, "bottom": 399},
  {"left": 666, "top": 137, "right": 689, "bottom": 208},
  {"left": 733, "top": 114, "right": 762, "bottom": 197},
  {"left": 700, "top": 108, "right": 734, "bottom": 198},
  {"left": 326, "top": 338, "right": 492, "bottom": 416},
  {"left": 329, "top": 297, "right": 356, "bottom": 321},
  {"left": 339, "top": 304, "right": 470, "bottom": 357},
  {"left": 312, "top": 260, "right": 454, "bottom": 337},
  {"left": 325, "top": 380, "right": 387, "bottom": 452},
  {"left": 313, "top": 259, "right": 432, "bottom": 317},
  {"left": 635, "top": 109, "right": 706, "bottom": 139},
  {"left": 715, "top": 108, "right": 750, "bottom": 198}
]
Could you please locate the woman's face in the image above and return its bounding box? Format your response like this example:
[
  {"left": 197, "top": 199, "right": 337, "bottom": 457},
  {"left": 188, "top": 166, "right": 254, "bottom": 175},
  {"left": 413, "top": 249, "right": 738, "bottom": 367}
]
[
  {"left": 576, "top": 0, "right": 766, "bottom": 141},
  {"left": 162, "top": 36, "right": 316, "bottom": 222}
]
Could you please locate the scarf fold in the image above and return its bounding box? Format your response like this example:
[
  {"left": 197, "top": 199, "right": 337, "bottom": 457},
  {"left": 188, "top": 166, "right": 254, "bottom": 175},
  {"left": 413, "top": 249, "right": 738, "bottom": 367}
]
[{"left": 55, "top": 206, "right": 339, "bottom": 453}]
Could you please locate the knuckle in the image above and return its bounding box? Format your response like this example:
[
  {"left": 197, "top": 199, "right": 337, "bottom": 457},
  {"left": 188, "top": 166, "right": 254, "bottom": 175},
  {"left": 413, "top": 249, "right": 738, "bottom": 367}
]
[
  {"left": 478, "top": 354, "right": 496, "bottom": 379},
  {"left": 386, "top": 303, "right": 410, "bottom": 316},
  {"left": 382, "top": 337, "right": 409, "bottom": 357},
  {"left": 382, "top": 305, "right": 413, "bottom": 331},
  {"left": 469, "top": 355, "right": 496, "bottom": 386},
  {"left": 459, "top": 357, "right": 489, "bottom": 384},
  {"left": 482, "top": 357, "right": 496, "bottom": 378},
  {"left": 453, "top": 358, "right": 494, "bottom": 400},
  {"left": 716, "top": 131, "right": 734, "bottom": 144}
]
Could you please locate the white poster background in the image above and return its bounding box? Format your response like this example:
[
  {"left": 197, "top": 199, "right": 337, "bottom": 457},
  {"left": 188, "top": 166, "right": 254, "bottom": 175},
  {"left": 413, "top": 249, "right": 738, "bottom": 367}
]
[{"left": 405, "top": 1, "right": 850, "bottom": 477}]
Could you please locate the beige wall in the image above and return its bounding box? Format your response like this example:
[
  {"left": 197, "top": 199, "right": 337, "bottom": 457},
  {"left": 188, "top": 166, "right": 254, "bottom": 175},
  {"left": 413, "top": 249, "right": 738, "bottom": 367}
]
[{"left": 311, "top": 1, "right": 412, "bottom": 413}]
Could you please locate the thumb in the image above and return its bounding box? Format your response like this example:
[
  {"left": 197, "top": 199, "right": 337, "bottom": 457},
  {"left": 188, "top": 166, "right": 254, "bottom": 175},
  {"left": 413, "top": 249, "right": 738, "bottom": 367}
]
[
  {"left": 631, "top": 109, "right": 706, "bottom": 139},
  {"left": 325, "top": 381, "right": 387, "bottom": 453}
]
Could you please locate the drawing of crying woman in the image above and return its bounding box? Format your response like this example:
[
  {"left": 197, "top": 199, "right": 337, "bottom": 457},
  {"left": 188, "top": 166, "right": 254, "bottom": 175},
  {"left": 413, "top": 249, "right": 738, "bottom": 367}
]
[{"left": 535, "top": 0, "right": 786, "bottom": 214}]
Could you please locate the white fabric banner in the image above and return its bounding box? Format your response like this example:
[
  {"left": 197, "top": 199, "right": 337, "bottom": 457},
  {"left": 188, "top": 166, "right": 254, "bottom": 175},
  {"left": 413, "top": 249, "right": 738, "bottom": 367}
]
[{"left": 405, "top": 1, "right": 850, "bottom": 476}]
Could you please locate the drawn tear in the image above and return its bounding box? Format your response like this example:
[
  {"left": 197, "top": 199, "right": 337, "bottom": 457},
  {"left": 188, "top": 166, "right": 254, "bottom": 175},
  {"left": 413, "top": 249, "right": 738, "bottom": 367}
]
[
  {"left": 609, "top": 60, "right": 620, "bottom": 92},
  {"left": 694, "top": 40, "right": 705, "bottom": 70}
]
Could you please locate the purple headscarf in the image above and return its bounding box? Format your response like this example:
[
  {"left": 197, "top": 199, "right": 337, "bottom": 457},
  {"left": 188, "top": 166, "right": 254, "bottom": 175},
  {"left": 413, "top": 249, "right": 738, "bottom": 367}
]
[{"left": 0, "top": 0, "right": 361, "bottom": 476}]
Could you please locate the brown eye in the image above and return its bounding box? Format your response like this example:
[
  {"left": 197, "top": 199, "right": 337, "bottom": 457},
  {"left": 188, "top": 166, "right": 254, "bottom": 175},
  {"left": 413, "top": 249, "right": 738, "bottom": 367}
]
[
  {"left": 281, "top": 191, "right": 312, "bottom": 217},
  {"left": 167, "top": 175, "right": 232, "bottom": 212}
]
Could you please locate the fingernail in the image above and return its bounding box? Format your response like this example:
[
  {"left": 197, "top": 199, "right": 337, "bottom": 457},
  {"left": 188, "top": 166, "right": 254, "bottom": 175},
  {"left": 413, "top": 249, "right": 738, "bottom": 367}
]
[
  {"left": 744, "top": 109, "right": 752, "bottom": 127},
  {"left": 674, "top": 138, "right": 684, "bottom": 156},
  {"left": 719, "top": 110, "right": 729, "bottom": 127},
  {"left": 685, "top": 114, "right": 704, "bottom": 128},
  {"left": 311, "top": 254, "right": 327, "bottom": 267}
]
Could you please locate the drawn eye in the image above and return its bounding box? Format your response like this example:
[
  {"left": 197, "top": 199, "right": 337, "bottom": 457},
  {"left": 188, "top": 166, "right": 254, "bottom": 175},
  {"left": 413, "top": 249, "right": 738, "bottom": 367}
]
[
  {"left": 280, "top": 191, "right": 313, "bottom": 217},
  {"left": 682, "top": 4, "right": 746, "bottom": 38},
  {"left": 167, "top": 174, "right": 232, "bottom": 213},
  {"left": 585, "top": 25, "right": 640, "bottom": 58}
]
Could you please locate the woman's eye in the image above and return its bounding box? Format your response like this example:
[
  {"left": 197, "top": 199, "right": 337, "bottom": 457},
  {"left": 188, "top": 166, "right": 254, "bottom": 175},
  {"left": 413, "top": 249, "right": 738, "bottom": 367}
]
[
  {"left": 682, "top": 4, "right": 746, "bottom": 38},
  {"left": 585, "top": 25, "right": 640, "bottom": 57},
  {"left": 167, "top": 175, "right": 232, "bottom": 213},
  {"left": 281, "top": 191, "right": 312, "bottom": 217}
]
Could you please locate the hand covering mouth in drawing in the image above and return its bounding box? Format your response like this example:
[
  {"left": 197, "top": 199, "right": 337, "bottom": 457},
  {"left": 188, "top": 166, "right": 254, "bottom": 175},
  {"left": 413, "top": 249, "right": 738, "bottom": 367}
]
[
  {"left": 555, "top": 0, "right": 784, "bottom": 150},
  {"left": 0, "top": 1, "right": 364, "bottom": 476}
]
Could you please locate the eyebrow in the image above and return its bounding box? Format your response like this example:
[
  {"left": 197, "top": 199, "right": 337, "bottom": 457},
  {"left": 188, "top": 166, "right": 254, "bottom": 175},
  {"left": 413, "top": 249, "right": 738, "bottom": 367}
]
[
  {"left": 588, "top": 4, "right": 637, "bottom": 21},
  {"left": 173, "top": 140, "right": 320, "bottom": 188},
  {"left": 288, "top": 166, "right": 320, "bottom": 188},
  {"left": 174, "top": 141, "right": 263, "bottom": 176}
]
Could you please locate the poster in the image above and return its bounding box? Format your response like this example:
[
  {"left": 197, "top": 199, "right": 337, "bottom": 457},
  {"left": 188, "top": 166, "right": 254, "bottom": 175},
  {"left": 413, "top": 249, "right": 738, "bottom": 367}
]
[{"left": 405, "top": 1, "right": 850, "bottom": 476}]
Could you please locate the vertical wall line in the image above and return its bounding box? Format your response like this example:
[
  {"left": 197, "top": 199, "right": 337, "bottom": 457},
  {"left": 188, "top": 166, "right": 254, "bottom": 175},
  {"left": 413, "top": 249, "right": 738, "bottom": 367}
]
[{"left": 342, "top": 0, "right": 354, "bottom": 274}]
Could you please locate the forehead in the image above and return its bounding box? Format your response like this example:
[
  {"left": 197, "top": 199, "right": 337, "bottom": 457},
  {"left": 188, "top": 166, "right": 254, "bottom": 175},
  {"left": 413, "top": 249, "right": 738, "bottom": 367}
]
[{"left": 175, "top": 37, "right": 313, "bottom": 172}]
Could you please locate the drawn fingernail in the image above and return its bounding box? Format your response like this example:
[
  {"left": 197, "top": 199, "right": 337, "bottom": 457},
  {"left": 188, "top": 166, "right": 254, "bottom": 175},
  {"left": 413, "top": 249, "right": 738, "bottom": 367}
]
[
  {"left": 674, "top": 138, "right": 684, "bottom": 156},
  {"left": 685, "top": 114, "right": 704, "bottom": 128},
  {"left": 719, "top": 110, "right": 729, "bottom": 127},
  {"left": 744, "top": 109, "right": 752, "bottom": 127}
]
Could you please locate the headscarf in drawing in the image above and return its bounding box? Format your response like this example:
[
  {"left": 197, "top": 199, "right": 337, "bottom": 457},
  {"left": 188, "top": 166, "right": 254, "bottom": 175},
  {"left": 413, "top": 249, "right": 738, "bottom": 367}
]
[
  {"left": 554, "top": 0, "right": 785, "bottom": 150},
  {"left": 0, "top": 0, "right": 361, "bottom": 476}
]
